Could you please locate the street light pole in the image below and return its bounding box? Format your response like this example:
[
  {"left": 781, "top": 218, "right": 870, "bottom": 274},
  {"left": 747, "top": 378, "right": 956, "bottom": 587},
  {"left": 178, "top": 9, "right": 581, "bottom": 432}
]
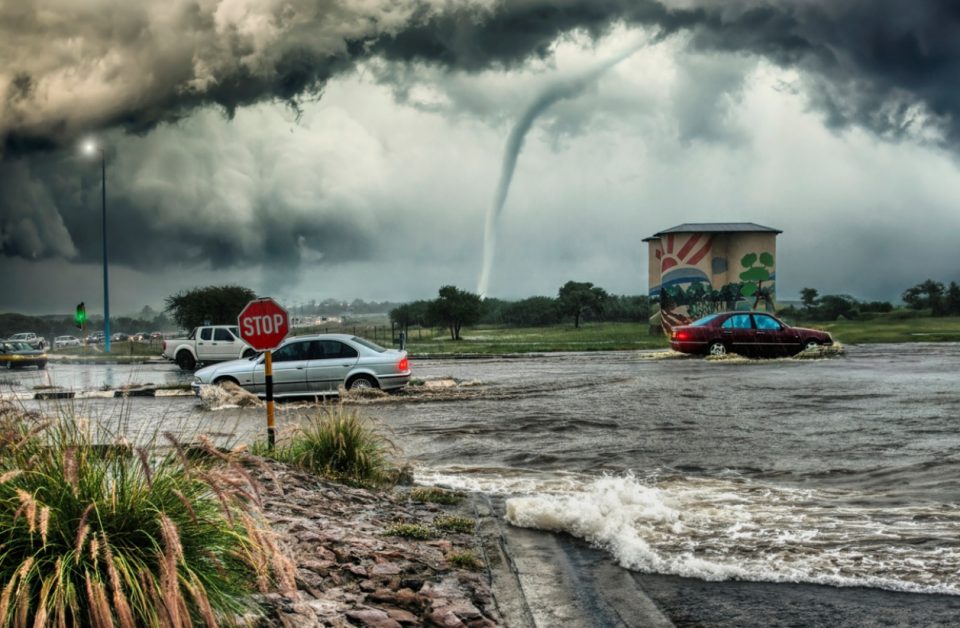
[
  {"left": 100, "top": 148, "right": 111, "bottom": 354},
  {"left": 84, "top": 140, "right": 110, "bottom": 353}
]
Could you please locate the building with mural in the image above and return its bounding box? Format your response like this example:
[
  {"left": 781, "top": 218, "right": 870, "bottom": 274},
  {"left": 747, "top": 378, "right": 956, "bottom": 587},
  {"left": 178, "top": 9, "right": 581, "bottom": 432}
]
[{"left": 645, "top": 223, "right": 782, "bottom": 333}]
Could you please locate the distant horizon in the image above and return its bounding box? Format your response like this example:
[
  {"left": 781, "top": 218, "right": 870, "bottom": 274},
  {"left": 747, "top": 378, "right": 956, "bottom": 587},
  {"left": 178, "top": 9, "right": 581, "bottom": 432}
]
[{"left": 6, "top": 288, "right": 935, "bottom": 320}]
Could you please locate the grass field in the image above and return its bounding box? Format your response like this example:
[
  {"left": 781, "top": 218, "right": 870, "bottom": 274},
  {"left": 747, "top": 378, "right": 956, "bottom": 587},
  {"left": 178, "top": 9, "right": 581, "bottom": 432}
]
[
  {"left": 819, "top": 316, "right": 960, "bottom": 344},
  {"left": 404, "top": 322, "right": 669, "bottom": 355},
  {"left": 404, "top": 316, "right": 960, "bottom": 355}
]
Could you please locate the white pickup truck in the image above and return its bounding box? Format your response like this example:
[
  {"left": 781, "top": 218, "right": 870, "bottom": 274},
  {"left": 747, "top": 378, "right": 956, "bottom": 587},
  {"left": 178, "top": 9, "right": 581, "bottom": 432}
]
[{"left": 161, "top": 325, "right": 255, "bottom": 370}]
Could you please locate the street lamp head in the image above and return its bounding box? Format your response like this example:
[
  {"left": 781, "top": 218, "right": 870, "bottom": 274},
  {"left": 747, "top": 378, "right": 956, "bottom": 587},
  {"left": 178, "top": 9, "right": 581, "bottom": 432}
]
[{"left": 82, "top": 138, "right": 98, "bottom": 156}]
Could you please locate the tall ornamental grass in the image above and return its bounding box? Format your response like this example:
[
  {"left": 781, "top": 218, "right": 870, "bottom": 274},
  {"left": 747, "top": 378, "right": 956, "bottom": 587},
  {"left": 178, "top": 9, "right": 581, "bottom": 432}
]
[
  {"left": 260, "top": 405, "right": 391, "bottom": 486},
  {"left": 0, "top": 403, "right": 294, "bottom": 627}
]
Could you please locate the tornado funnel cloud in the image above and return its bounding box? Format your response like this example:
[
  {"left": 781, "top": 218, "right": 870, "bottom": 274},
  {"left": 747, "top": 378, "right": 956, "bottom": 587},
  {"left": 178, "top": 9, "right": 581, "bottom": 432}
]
[{"left": 477, "top": 43, "right": 643, "bottom": 297}]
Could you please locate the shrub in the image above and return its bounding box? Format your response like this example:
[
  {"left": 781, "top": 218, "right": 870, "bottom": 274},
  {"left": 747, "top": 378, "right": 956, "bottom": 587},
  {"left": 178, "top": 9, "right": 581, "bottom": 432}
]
[
  {"left": 432, "top": 516, "right": 475, "bottom": 534},
  {"left": 409, "top": 487, "right": 464, "bottom": 505},
  {"left": 0, "top": 403, "right": 293, "bottom": 627},
  {"left": 259, "top": 405, "right": 390, "bottom": 486},
  {"left": 447, "top": 551, "right": 482, "bottom": 570},
  {"left": 384, "top": 523, "right": 434, "bottom": 540}
]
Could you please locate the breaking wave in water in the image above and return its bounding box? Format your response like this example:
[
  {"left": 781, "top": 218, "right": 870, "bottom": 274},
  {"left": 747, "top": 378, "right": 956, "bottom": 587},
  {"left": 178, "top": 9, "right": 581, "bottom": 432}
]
[{"left": 502, "top": 472, "right": 960, "bottom": 595}]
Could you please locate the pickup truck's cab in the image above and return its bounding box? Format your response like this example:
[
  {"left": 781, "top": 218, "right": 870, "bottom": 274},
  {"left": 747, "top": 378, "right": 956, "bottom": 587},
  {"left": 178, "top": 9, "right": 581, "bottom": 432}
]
[{"left": 162, "top": 325, "right": 254, "bottom": 370}]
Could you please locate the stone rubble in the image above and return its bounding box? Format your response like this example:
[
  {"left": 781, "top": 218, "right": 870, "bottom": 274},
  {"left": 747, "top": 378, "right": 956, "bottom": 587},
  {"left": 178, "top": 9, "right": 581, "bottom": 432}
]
[{"left": 248, "top": 459, "right": 501, "bottom": 627}]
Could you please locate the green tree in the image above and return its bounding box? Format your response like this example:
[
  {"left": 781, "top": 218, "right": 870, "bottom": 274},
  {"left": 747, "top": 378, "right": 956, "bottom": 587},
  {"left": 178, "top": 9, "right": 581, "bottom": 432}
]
[
  {"left": 558, "top": 281, "right": 608, "bottom": 328},
  {"left": 407, "top": 300, "right": 431, "bottom": 328},
  {"left": 502, "top": 296, "right": 562, "bottom": 326},
  {"left": 816, "top": 294, "right": 859, "bottom": 321},
  {"left": 478, "top": 298, "right": 509, "bottom": 325},
  {"left": 389, "top": 304, "right": 415, "bottom": 335},
  {"left": 151, "top": 311, "right": 172, "bottom": 330},
  {"left": 426, "top": 286, "right": 482, "bottom": 340},
  {"left": 164, "top": 285, "right": 256, "bottom": 330},
  {"left": 945, "top": 281, "right": 960, "bottom": 316},
  {"left": 602, "top": 295, "right": 650, "bottom": 323},
  {"left": 800, "top": 287, "right": 819, "bottom": 309},
  {"left": 139, "top": 305, "right": 157, "bottom": 320},
  {"left": 902, "top": 279, "right": 945, "bottom": 314},
  {"left": 389, "top": 300, "right": 432, "bottom": 338},
  {"left": 862, "top": 300, "right": 893, "bottom": 313}
]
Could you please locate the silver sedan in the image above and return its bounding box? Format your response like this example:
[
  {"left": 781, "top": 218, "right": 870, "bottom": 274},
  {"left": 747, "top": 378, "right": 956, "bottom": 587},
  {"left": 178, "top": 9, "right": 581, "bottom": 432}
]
[{"left": 191, "top": 334, "right": 411, "bottom": 397}]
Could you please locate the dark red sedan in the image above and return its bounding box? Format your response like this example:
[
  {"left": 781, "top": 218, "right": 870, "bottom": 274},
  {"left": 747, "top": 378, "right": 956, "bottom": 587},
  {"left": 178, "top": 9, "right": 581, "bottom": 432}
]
[{"left": 669, "top": 312, "right": 833, "bottom": 357}]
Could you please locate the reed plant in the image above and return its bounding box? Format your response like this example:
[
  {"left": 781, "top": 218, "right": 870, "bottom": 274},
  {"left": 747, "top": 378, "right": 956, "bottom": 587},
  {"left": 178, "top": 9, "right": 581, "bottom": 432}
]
[
  {"left": 260, "top": 405, "right": 390, "bottom": 486},
  {"left": 0, "top": 402, "right": 293, "bottom": 627}
]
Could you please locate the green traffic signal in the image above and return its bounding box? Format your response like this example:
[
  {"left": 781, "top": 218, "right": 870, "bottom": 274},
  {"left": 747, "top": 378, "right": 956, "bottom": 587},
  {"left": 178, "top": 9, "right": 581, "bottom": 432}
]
[{"left": 75, "top": 302, "right": 87, "bottom": 328}]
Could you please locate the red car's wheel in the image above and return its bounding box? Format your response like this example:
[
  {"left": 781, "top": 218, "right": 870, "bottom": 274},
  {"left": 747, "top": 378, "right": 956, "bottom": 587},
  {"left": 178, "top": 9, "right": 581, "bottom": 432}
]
[{"left": 708, "top": 341, "right": 727, "bottom": 356}]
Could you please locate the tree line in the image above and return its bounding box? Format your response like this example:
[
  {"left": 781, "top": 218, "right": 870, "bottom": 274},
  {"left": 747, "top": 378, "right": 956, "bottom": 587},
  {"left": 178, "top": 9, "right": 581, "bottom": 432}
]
[
  {"left": 390, "top": 281, "right": 651, "bottom": 340},
  {"left": 780, "top": 279, "right": 960, "bottom": 321},
  {"left": 8, "top": 276, "right": 957, "bottom": 343}
]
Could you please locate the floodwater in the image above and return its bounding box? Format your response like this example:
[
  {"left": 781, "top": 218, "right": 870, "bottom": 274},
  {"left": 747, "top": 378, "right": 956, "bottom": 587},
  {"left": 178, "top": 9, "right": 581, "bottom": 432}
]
[
  {"left": 1, "top": 361, "right": 193, "bottom": 391},
  {"left": 12, "top": 344, "right": 960, "bottom": 625}
]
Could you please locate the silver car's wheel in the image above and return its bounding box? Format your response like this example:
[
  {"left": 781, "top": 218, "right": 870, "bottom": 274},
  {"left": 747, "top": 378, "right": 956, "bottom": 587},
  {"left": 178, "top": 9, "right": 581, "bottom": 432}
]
[
  {"left": 804, "top": 340, "right": 820, "bottom": 351},
  {"left": 708, "top": 342, "right": 727, "bottom": 357},
  {"left": 348, "top": 375, "right": 377, "bottom": 390}
]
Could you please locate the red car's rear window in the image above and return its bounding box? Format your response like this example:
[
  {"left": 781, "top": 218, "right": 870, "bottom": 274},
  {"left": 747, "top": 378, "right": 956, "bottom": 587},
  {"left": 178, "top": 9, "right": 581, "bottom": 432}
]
[{"left": 690, "top": 314, "right": 723, "bottom": 327}]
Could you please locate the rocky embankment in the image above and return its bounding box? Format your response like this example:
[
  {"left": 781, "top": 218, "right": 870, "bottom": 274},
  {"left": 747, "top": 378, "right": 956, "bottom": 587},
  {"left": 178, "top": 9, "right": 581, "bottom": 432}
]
[{"left": 250, "top": 459, "right": 501, "bottom": 627}]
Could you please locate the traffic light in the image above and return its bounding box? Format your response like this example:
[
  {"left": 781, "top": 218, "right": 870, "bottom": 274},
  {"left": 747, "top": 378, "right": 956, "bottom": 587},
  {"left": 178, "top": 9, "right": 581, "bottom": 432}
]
[{"left": 75, "top": 302, "right": 87, "bottom": 329}]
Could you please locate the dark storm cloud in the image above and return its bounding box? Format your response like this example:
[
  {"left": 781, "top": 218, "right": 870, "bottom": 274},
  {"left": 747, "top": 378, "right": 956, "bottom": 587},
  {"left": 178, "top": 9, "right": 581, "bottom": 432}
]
[
  {"left": 373, "top": 0, "right": 960, "bottom": 142},
  {"left": 2, "top": 0, "right": 960, "bottom": 274},
  {"left": 1, "top": 141, "right": 375, "bottom": 272},
  {"left": 3, "top": 0, "right": 960, "bottom": 153}
]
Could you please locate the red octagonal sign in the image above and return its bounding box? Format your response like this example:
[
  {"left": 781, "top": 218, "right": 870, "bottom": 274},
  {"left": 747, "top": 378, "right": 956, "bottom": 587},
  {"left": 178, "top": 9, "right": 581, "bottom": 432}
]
[{"left": 238, "top": 298, "right": 289, "bottom": 351}]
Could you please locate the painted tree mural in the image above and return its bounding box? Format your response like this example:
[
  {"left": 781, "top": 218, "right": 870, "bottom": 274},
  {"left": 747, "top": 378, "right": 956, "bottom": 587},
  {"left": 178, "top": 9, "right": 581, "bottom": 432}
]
[{"left": 739, "top": 252, "right": 775, "bottom": 310}]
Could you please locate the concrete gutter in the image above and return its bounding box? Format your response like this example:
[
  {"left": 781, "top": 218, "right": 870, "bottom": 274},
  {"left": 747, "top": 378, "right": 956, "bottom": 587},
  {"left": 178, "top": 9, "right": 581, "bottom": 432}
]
[
  {"left": 472, "top": 495, "right": 674, "bottom": 628},
  {"left": 46, "top": 355, "right": 168, "bottom": 365},
  {"left": 0, "top": 387, "right": 194, "bottom": 401}
]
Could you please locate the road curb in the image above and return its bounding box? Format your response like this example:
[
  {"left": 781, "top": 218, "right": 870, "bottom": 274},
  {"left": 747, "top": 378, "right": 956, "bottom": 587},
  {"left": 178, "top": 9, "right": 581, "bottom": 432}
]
[
  {"left": 471, "top": 494, "right": 674, "bottom": 628},
  {"left": 1, "top": 388, "right": 194, "bottom": 401}
]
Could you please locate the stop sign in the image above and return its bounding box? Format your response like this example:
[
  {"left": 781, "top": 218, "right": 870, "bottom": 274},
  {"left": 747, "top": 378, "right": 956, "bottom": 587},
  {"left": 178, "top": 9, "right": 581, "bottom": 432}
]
[{"left": 238, "top": 298, "right": 289, "bottom": 351}]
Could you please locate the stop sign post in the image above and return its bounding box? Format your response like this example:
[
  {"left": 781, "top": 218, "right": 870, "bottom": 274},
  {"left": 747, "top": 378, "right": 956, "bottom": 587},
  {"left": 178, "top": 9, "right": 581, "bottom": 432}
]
[{"left": 238, "top": 298, "right": 289, "bottom": 449}]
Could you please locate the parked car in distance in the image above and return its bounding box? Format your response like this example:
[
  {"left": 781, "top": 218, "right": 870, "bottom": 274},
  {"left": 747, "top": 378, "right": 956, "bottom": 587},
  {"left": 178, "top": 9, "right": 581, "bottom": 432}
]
[
  {"left": 149, "top": 331, "right": 164, "bottom": 340},
  {"left": 86, "top": 332, "right": 105, "bottom": 344},
  {"left": 110, "top": 332, "right": 130, "bottom": 342},
  {"left": 54, "top": 335, "right": 82, "bottom": 349},
  {"left": 6, "top": 332, "right": 45, "bottom": 350},
  {"left": 0, "top": 341, "right": 48, "bottom": 369},
  {"left": 192, "top": 334, "right": 411, "bottom": 398},
  {"left": 669, "top": 312, "right": 833, "bottom": 358}
]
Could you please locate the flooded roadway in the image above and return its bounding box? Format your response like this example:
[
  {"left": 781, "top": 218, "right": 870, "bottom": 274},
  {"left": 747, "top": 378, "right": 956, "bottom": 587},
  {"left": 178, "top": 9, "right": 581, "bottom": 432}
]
[{"left": 10, "top": 344, "right": 960, "bottom": 626}]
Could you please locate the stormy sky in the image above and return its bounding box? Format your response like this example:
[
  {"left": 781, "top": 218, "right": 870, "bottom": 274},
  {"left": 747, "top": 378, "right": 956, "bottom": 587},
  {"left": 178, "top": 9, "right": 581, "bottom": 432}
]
[{"left": 2, "top": 0, "right": 960, "bottom": 315}]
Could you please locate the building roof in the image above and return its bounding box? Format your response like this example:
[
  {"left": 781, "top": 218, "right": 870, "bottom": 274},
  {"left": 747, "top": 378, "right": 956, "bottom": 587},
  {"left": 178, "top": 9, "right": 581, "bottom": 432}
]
[{"left": 652, "top": 222, "right": 782, "bottom": 237}]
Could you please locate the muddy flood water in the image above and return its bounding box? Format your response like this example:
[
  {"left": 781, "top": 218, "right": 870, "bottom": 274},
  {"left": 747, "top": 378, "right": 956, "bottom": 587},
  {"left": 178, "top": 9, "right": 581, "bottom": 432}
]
[{"left": 15, "top": 343, "right": 960, "bottom": 625}]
